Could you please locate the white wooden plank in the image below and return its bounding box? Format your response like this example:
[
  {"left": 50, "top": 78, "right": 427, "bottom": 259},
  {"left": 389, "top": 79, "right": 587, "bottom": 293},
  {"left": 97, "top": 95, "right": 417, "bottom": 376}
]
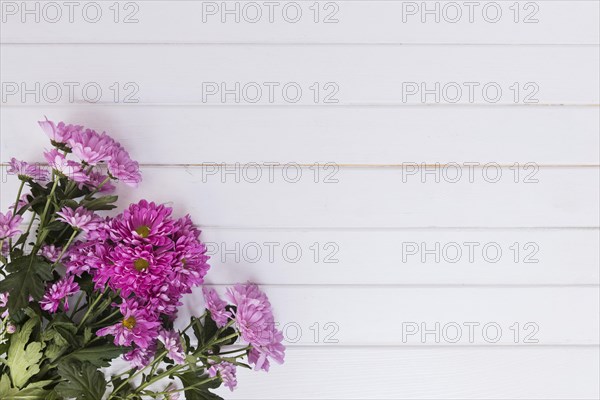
[
  {"left": 212, "top": 347, "right": 600, "bottom": 399},
  {"left": 1, "top": 166, "right": 598, "bottom": 227},
  {"left": 1, "top": 45, "right": 598, "bottom": 105},
  {"left": 1, "top": 1, "right": 598, "bottom": 44},
  {"left": 175, "top": 286, "right": 600, "bottom": 346},
  {"left": 1, "top": 106, "right": 598, "bottom": 165},
  {"left": 196, "top": 228, "right": 600, "bottom": 285}
]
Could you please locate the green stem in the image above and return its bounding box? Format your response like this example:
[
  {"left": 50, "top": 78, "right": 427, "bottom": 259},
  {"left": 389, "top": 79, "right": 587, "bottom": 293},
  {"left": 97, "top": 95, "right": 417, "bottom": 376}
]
[
  {"left": 85, "top": 176, "right": 112, "bottom": 200},
  {"left": 36, "top": 177, "right": 59, "bottom": 247},
  {"left": 215, "top": 346, "right": 252, "bottom": 356},
  {"left": 143, "top": 377, "right": 219, "bottom": 396},
  {"left": 50, "top": 230, "right": 79, "bottom": 267},
  {"left": 110, "top": 351, "right": 168, "bottom": 397},
  {"left": 20, "top": 215, "right": 37, "bottom": 251},
  {"left": 14, "top": 181, "right": 25, "bottom": 213},
  {"left": 69, "top": 293, "right": 86, "bottom": 319},
  {"left": 92, "top": 309, "right": 121, "bottom": 327},
  {"left": 77, "top": 287, "right": 109, "bottom": 330}
]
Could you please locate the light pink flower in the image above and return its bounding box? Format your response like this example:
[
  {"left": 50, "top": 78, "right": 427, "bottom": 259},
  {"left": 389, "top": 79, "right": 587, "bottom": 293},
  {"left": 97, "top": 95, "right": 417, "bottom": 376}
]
[
  {"left": 39, "top": 275, "right": 79, "bottom": 313},
  {"left": 0, "top": 211, "right": 22, "bottom": 240},
  {"left": 39, "top": 118, "right": 82, "bottom": 144},
  {"left": 107, "top": 146, "right": 142, "bottom": 187},
  {"left": 56, "top": 206, "right": 100, "bottom": 233},
  {"left": 7, "top": 158, "right": 50, "bottom": 182},
  {"left": 158, "top": 330, "right": 186, "bottom": 365},
  {"left": 44, "top": 149, "right": 88, "bottom": 183},
  {"left": 208, "top": 361, "right": 237, "bottom": 391},
  {"left": 40, "top": 244, "right": 62, "bottom": 263},
  {"left": 68, "top": 129, "right": 116, "bottom": 165},
  {"left": 203, "top": 287, "right": 231, "bottom": 327},
  {"left": 227, "top": 283, "right": 286, "bottom": 371}
]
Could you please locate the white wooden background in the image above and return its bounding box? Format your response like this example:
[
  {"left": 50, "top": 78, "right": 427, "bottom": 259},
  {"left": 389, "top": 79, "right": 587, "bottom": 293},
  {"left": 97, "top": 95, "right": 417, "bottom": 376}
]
[{"left": 1, "top": 1, "right": 599, "bottom": 398}]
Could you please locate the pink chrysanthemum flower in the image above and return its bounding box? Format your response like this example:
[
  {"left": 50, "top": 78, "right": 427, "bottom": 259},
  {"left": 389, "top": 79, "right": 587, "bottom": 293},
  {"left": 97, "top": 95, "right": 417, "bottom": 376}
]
[
  {"left": 171, "top": 216, "right": 210, "bottom": 293},
  {"left": 56, "top": 206, "right": 101, "bottom": 233},
  {"left": 247, "top": 331, "right": 286, "bottom": 372},
  {"left": 39, "top": 118, "right": 83, "bottom": 144},
  {"left": 97, "top": 298, "right": 161, "bottom": 349},
  {"left": 39, "top": 275, "right": 79, "bottom": 313},
  {"left": 44, "top": 149, "right": 88, "bottom": 183},
  {"left": 40, "top": 244, "right": 62, "bottom": 263},
  {"left": 0, "top": 211, "right": 22, "bottom": 240},
  {"left": 123, "top": 345, "right": 156, "bottom": 369},
  {"left": 202, "top": 287, "right": 231, "bottom": 327},
  {"left": 227, "top": 283, "right": 286, "bottom": 371},
  {"left": 158, "top": 329, "right": 186, "bottom": 365},
  {"left": 107, "top": 146, "right": 142, "bottom": 187},
  {"left": 7, "top": 158, "right": 50, "bottom": 182},
  {"left": 208, "top": 361, "right": 238, "bottom": 391},
  {"left": 68, "top": 129, "right": 116, "bottom": 165},
  {"left": 109, "top": 200, "right": 177, "bottom": 247}
]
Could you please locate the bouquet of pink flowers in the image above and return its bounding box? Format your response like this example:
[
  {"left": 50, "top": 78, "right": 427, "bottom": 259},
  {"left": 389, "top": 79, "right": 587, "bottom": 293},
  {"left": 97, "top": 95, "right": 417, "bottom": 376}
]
[{"left": 0, "top": 119, "right": 285, "bottom": 399}]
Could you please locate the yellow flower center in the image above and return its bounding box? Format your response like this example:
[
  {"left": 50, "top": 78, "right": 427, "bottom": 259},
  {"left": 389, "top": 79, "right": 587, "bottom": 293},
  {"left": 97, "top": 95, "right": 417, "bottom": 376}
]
[
  {"left": 134, "top": 258, "right": 149, "bottom": 272},
  {"left": 181, "top": 258, "right": 187, "bottom": 266},
  {"left": 135, "top": 225, "right": 150, "bottom": 238},
  {"left": 122, "top": 316, "right": 137, "bottom": 329}
]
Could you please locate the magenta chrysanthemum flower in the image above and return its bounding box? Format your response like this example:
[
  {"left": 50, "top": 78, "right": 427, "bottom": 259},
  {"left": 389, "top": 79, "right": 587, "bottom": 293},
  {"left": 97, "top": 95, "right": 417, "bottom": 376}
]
[
  {"left": 158, "top": 329, "right": 186, "bottom": 365},
  {"left": 208, "top": 361, "right": 237, "bottom": 391},
  {"left": 227, "top": 283, "right": 286, "bottom": 371},
  {"left": 44, "top": 149, "right": 88, "bottom": 183},
  {"left": 56, "top": 206, "right": 100, "bottom": 233},
  {"left": 203, "top": 287, "right": 231, "bottom": 327},
  {"left": 39, "top": 275, "right": 79, "bottom": 313},
  {"left": 109, "top": 200, "right": 176, "bottom": 247},
  {"left": 68, "top": 129, "right": 116, "bottom": 165},
  {"left": 107, "top": 146, "right": 142, "bottom": 187},
  {"left": 40, "top": 244, "right": 62, "bottom": 263},
  {"left": 0, "top": 211, "right": 22, "bottom": 240},
  {"left": 107, "top": 244, "right": 174, "bottom": 299},
  {"left": 97, "top": 298, "right": 161, "bottom": 349},
  {"left": 39, "top": 118, "right": 83, "bottom": 144},
  {"left": 7, "top": 158, "right": 50, "bottom": 182},
  {"left": 123, "top": 345, "right": 156, "bottom": 369}
]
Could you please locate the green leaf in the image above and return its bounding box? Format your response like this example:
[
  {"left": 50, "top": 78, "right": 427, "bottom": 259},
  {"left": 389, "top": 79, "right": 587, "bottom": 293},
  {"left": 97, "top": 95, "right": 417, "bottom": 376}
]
[
  {"left": 55, "top": 360, "right": 106, "bottom": 400},
  {"left": 0, "top": 377, "right": 53, "bottom": 399},
  {"left": 80, "top": 196, "right": 118, "bottom": 211},
  {"left": 0, "top": 256, "right": 53, "bottom": 313},
  {"left": 179, "top": 371, "right": 223, "bottom": 400},
  {"left": 6, "top": 317, "right": 45, "bottom": 388},
  {"left": 63, "top": 344, "right": 128, "bottom": 368}
]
